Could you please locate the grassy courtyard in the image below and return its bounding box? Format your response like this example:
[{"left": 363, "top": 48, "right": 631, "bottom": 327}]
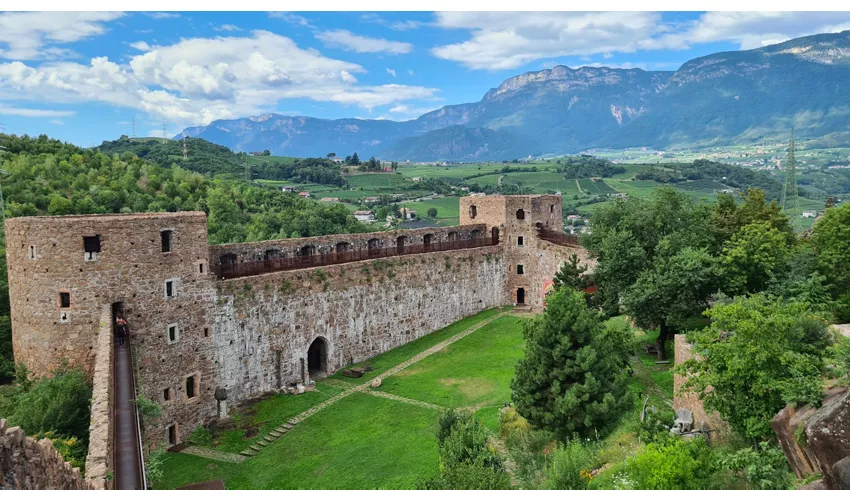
[
  {"left": 158, "top": 307, "right": 519, "bottom": 489},
  {"left": 157, "top": 308, "right": 674, "bottom": 490}
]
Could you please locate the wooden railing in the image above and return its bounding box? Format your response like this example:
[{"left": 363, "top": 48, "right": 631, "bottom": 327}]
[
  {"left": 538, "top": 227, "right": 581, "bottom": 247},
  {"left": 212, "top": 237, "right": 497, "bottom": 280}
]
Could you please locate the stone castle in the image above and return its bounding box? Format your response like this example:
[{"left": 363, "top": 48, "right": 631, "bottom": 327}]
[{"left": 3, "top": 194, "right": 587, "bottom": 487}]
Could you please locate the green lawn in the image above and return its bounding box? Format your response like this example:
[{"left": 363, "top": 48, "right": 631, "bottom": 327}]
[
  {"left": 209, "top": 381, "right": 347, "bottom": 453},
  {"left": 157, "top": 393, "right": 441, "bottom": 490},
  {"left": 379, "top": 315, "right": 525, "bottom": 408},
  {"left": 332, "top": 307, "right": 507, "bottom": 382}
]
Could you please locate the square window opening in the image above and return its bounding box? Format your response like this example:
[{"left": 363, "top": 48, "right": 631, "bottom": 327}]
[
  {"left": 83, "top": 235, "right": 101, "bottom": 261},
  {"left": 163, "top": 388, "right": 171, "bottom": 401},
  {"left": 516, "top": 209, "right": 525, "bottom": 220},
  {"left": 59, "top": 292, "right": 70, "bottom": 309},
  {"left": 517, "top": 264, "right": 524, "bottom": 275},
  {"left": 517, "top": 236, "right": 524, "bottom": 246}
]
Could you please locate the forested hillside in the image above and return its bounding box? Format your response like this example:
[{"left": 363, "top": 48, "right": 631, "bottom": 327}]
[
  {"left": 0, "top": 133, "right": 369, "bottom": 381},
  {"left": 97, "top": 136, "right": 347, "bottom": 186}
]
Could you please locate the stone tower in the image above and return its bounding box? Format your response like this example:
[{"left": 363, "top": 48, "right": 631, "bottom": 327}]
[
  {"left": 459, "top": 195, "right": 568, "bottom": 308},
  {"left": 4, "top": 212, "right": 217, "bottom": 442}
]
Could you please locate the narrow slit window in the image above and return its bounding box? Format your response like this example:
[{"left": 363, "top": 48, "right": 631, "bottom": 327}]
[
  {"left": 167, "top": 324, "right": 179, "bottom": 344},
  {"left": 163, "top": 388, "right": 171, "bottom": 401},
  {"left": 59, "top": 292, "right": 70, "bottom": 309},
  {"left": 28, "top": 245, "right": 36, "bottom": 260},
  {"left": 186, "top": 375, "right": 196, "bottom": 399},
  {"left": 199, "top": 263, "right": 205, "bottom": 274},
  {"left": 203, "top": 327, "right": 210, "bottom": 338},
  {"left": 517, "top": 236, "right": 524, "bottom": 246},
  {"left": 161, "top": 230, "right": 173, "bottom": 253},
  {"left": 165, "top": 279, "right": 175, "bottom": 298}
]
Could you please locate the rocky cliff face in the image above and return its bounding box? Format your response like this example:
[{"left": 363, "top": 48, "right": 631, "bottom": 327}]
[{"left": 179, "top": 30, "right": 850, "bottom": 161}]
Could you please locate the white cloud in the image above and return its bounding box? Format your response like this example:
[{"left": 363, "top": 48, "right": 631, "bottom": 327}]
[
  {"left": 269, "top": 12, "right": 313, "bottom": 29},
  {"left": 360, "top": 14, "right": 425, "bottom": 31},
  {"left": 0, "top": 30, "right": 439, "bottom": 132},
  {"left": 386, "top": 68, "right": 396, "bottom": 78},
  {"left": 214, "top": 24, "right": 242, "bottom": 32},
  {"left": 129, "top": 41, "right": 151, "bottom": 51},
  {"left": 145, "top": 13, "right": 180, "bottom": 20},
  {"left": 0, "top": 11, "right": 123, "bottom": 60},
  {"left": 387, "top": 103, "right": 439, "bottom": 120},
  {"left": 407, "top": 69, "right": 414, "bottom": 76},
  {"left": 49, "top": 119, "right": 65, "bottom": 125},
  {"left": 316, "top": 30, "right": 413, "bottom": 54},
  {"left": 0, "top": 105, "right": 76, "bottom": 117},
  {"left": 431, "top": 11, "right": 850, "bottom": 71}
]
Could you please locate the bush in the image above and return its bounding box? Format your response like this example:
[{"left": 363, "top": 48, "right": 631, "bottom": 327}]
[
  {"left": 504, "top": 426, "right": 555, "bottom": 489},
  {"left": 418, "top": 461, "right": 511, "bottom": 490},
  {"left": 618, "top": 438, "right": 718, "bottom": 490},
  {"left": 420, "top": 410, "right": 509, "bottom": 490},
  {"left": 9, "top": 364, "right": 92, "bottom": 440},
  {"left": 543, "top": 440, "right": 597, "bottom": 490},
  {"left": 717, "top": 442, "right": 793, "bottom": 490},
  {"left": 33, "top": 430, "right": 88, "bottom": 472},
  {"left": 145, "top": 447, "right": 168, "bottom": 488},
  {"left": 187, "top": 426, "right": 214, "bottom": 448},
  {"left": 134, "top": 395, "right": 162, "bottom": 420},
  {"left": 498, "top": 407, "right": 530, "bottom": 439}
]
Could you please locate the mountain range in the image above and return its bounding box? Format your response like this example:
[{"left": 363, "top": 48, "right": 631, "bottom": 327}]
[{"left": 178, "top": 30, "right": 850, "bottom": 161}]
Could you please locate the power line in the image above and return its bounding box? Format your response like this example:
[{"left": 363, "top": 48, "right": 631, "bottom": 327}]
[{"left": 781, "top": 128, "right": 802, "bottom": 232}]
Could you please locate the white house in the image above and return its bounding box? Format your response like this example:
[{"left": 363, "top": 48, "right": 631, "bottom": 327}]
[
  {"left": 354, "top": 210, "right": 376, "bottom": 222},
  {"left": 802, "top": 210, "right": 818, "bottom": 218}
]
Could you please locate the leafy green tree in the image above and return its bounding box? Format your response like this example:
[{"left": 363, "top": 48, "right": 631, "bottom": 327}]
[
  {"left": 9, "top": 364, "right": 92, "bottom": 440},
  {"left": 680, "top": 295, "right": 829, "bottom": 439},
  {"left": 720, "top": 221, "right": 790, "bottom": 296},
  {"left": 511, "top": 288, "right": 628, "bottom": 440},
  {"left": 583, "top": 188, "right": 715, "bottom": 319},
  {"left": 622, "top": 247, "right": 719, "bottom": 359},
  {"left": 262, "top": 149, "right": 270, "bottom": 156},
  {"left": 812, "top": 203, "right": 850, "bottom": 298},
  {"left": 711, "top": 189, "right": 792, "bottom": 246},
  {"left": 427, "top": 207, "right": 438, "bottom": 219},
  {"left": 349, "top": 152, "right": 360, "bottom": 165}
]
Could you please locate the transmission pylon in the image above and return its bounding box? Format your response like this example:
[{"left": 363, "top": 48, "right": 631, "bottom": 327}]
[
  {"left": 162, "top": 119, "right": 168, "bottom": 143},
  {"left": 781, "top": 129, "right": 802, "bottom": 231}
]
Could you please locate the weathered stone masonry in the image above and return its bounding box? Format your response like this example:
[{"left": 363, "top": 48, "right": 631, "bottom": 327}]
[{"left": 5, "top": 195, "right": 586, "bottom": 451}]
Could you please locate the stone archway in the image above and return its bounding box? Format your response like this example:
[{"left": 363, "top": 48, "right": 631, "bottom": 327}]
[{"left": 307, "top": 337, "right": 329, "bottom": 380}]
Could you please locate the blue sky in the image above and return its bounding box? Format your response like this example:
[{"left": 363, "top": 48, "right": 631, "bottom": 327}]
[{"left": 2, "top": 11, "right": 850, "bottom": 146}]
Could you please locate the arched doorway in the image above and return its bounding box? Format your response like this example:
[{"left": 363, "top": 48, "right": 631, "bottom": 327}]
[
  {"left": 516, "top": 287, "right": 525, "bottom": 305},
  {"left": 491, "top": 227, "right": 500, "bottom": 245},
  {"left": 307, "top": 338, "right": 328, "bottom": 380},
  {"left": 424, "top": 233, "right": 435, "bottom": 250},
  {"left": 396, "top": 235, "right": 406, "bottom": 255}
]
